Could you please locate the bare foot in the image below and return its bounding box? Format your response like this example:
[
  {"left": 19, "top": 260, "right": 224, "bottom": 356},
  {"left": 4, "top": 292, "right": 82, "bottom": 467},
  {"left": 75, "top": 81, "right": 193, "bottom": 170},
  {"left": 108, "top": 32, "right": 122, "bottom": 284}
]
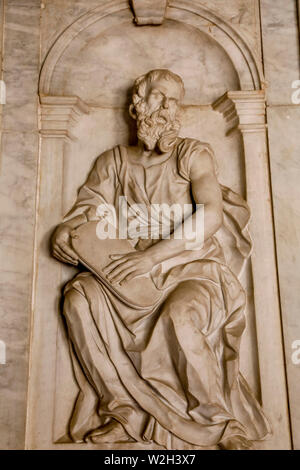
[
  {"left": 219, "top": 436, "right": 254, "bottom": 450},
  {"left": 85, "top": 420, "right": 134, "bottom": 444}
]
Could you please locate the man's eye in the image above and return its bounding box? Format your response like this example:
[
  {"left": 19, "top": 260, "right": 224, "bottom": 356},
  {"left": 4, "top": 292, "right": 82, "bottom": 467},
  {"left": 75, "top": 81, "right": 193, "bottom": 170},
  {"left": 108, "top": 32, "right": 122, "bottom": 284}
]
[{"left": 152, "top": 91, "right": 163, "bottom": 98}]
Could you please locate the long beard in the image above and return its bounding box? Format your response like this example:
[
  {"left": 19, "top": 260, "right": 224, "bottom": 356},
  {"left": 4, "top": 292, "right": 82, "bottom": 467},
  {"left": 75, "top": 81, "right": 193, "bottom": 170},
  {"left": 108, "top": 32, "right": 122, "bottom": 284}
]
[{"left": 136, "top": 106, "right": 181, "bottom": 153}]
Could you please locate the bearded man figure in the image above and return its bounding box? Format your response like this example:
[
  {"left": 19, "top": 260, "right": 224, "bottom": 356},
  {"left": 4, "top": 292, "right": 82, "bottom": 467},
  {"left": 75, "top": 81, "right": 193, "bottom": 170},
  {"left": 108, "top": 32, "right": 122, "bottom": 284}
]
[{"left": 51, "top": 69, "right": 271, "bottom": 450}]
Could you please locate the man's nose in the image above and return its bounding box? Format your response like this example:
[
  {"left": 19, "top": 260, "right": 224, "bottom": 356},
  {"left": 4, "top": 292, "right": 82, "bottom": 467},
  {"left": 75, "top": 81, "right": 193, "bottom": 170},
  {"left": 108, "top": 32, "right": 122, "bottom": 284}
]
[{"left": 163, "top": 97, "right": 169, "bottom": 108}]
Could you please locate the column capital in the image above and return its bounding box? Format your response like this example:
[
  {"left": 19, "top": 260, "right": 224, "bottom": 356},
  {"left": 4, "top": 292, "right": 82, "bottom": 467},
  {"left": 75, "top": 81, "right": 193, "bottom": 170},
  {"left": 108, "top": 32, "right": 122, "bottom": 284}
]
[
  {"left": 39, "top": 95, "right": 90, "bottom": 141},
  {"left": 131, "top": 0, "right": 168, "bottom": 25},
  {"left": 212, "top": 90, "right": 266, "bottom": 135}
]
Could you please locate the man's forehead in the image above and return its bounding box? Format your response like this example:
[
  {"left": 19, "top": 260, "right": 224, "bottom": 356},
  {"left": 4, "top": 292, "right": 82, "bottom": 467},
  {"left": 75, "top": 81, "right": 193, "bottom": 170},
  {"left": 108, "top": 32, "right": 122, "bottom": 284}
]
[{"left": 148, "top": 78, "right": 183, "bottom": 100}]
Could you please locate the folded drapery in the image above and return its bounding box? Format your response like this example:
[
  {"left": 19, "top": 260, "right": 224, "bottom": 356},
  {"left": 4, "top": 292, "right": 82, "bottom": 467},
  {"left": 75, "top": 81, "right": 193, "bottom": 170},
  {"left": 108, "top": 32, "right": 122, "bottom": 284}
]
[{"left": 60, "top": 139, "right": 270, "bottom": 448}]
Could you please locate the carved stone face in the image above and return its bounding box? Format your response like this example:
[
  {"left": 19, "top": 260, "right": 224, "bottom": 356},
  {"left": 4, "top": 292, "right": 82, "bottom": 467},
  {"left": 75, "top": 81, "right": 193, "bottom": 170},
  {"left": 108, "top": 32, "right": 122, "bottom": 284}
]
[
  {"left": 145, "top": 78, "right": 182, "bottom": 119},
  {"left": 135, "top": 77, "right": 183, "bottom": 153}
]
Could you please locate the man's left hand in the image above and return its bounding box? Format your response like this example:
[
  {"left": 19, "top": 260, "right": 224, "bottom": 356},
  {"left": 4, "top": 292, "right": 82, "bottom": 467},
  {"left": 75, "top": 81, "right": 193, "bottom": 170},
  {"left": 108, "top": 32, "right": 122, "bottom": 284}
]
[{"left": 103, "top": 251, "right": 155, "bottom": 285}]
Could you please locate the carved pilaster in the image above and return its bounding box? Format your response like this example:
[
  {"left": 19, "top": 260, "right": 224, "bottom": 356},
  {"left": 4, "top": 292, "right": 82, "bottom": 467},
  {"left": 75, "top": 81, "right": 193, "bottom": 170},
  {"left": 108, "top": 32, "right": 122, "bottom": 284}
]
[
  {"left": 214, "top": 90, "right": 288, "bottom": 440},
  {"left": 212, "top": 90, "right": 266, "bottom": 135},
  {"left": 131, "top": 0, "right": 168, "bottom": 25},
  {"left": 31, "top": 95, "right": 91, "bottom": 440},
  {"left": 40, "top": 96, "right": 89, "bottom": 141}
]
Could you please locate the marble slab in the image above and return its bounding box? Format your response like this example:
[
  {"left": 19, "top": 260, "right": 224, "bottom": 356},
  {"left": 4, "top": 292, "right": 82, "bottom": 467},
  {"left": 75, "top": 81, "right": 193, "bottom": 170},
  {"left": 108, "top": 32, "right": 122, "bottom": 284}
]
[
  {"left": 267, "top": 106, "right": 300, "bottom": 449},
  {"left": 0, "top": 131, "right": 39, "bottom": 449},
  {"left": 260, "top": 0, "right": 300, "bottom": 106},
  {"left": 0, "top": 0, "right": 298, "bottom": 450},
  {"left": 0, "top": 0, "right": 40, "bottom": 450}
]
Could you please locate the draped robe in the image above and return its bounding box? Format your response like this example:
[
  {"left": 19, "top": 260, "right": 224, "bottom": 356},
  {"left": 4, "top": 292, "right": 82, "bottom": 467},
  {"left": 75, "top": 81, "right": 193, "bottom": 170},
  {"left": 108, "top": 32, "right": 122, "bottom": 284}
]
[{"left": 62, "top": 138, "right": 271, "bottom": 448}]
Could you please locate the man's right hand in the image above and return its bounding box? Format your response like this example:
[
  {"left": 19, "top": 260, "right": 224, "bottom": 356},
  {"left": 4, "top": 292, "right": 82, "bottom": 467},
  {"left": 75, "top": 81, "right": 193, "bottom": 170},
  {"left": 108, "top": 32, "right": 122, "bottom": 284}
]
[{"left": 51, "top": 224, "right": 79, "bottom": 266}]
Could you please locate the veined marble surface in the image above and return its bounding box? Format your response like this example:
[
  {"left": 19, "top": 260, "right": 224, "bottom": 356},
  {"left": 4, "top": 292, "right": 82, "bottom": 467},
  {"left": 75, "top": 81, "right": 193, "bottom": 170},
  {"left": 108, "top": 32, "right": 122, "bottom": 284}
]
[
  {"left": 0, "top": 0, "right": 40, "bottom": 450},
  {"left": 0, "top": 0, "right": 299, "bottom": 450},
  {"left": 267, "top": 106, "right": 300, "bottom": 449},
  {"left": 261, "top": 0, "right": 300, "bottom": 106}
]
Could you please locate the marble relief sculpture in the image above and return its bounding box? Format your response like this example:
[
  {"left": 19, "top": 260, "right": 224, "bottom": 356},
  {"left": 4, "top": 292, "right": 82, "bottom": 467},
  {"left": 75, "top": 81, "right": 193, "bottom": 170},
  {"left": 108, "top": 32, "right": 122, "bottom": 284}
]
[{"left": 51, "top": 69, "right": 271, "bottom": 450}]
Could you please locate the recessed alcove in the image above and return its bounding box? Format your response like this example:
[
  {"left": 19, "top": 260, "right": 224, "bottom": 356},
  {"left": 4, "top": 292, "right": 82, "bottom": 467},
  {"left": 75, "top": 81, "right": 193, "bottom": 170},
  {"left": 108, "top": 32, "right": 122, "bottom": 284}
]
[
  {"left": 47, "top": 18, "right": 240, "bottom": 107},
  {"left": 25, "top": 1, "right": 289, "bottom": 450}
]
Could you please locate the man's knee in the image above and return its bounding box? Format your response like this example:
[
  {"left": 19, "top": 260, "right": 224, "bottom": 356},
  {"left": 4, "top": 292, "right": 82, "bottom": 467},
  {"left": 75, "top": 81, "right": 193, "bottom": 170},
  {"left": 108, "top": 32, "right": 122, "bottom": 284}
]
[
  {"left": 63, "top": 288, "right": 88, "bottom": 322},
  {"left": 162, "top": 280, "right": 209, "bottom": 326},
  {"left": 64, "top": 289, "right": 78, "bottom": 308}
]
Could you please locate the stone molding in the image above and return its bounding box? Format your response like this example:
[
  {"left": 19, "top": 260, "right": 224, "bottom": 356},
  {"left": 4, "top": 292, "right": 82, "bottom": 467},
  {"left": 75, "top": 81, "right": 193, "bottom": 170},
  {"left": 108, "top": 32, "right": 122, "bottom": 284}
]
[
  {"left": 214, "top": 89, "right": 290, "bottom": 450},
  {"left": 40, "top": 96, "right": 90, "bottom": 141},
  {"left": 213, "top": 90, "right": 266, "bottom": 134},
  {"left": 131, "top": 0, "right": 168, "bottom": 25}
]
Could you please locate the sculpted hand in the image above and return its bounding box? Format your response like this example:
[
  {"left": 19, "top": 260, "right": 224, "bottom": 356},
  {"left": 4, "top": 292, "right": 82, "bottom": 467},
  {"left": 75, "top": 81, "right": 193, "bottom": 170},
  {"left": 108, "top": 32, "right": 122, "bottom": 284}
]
[
  {"left": 51, "top": 224, "right": 79, "bottom": 266},
  {"left": 103, "top": 251, "right": 155, "bottom": 285}
]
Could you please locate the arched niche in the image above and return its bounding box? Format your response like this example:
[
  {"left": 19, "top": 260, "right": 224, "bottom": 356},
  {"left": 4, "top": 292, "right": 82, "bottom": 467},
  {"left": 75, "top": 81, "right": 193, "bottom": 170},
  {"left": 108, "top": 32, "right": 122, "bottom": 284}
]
[
  {"left": 27, "top": 0, "right": 290, "bottom": 450},
  {"left": 41, "top": 18, "right": 240, "bottom": 107},
  {"left": 39, "top": 0, "right": 264, "bottom": 99}
]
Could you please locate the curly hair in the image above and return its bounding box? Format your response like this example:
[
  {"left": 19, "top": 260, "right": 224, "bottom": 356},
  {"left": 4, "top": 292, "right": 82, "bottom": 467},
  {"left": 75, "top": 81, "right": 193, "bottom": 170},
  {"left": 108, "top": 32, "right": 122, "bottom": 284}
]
[
  {"left": 131, "top": 69, "right": 185, "bottom": 114},
  {"left": 129, "top": 69, "right": 184, "bottom": 153}
]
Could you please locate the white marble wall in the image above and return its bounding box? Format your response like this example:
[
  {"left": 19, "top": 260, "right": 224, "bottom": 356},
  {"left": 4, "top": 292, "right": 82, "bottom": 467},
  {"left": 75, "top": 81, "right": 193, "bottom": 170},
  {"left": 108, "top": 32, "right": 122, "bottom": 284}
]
[
  {"left": 0, "top": 0, "right": 299, "bottom": 449},
  {"left": 0, "top": 0, "right": 40, "bottom": 449},
  {"left": 261, "top": 0, "right": 300, "bottom": 450}
]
